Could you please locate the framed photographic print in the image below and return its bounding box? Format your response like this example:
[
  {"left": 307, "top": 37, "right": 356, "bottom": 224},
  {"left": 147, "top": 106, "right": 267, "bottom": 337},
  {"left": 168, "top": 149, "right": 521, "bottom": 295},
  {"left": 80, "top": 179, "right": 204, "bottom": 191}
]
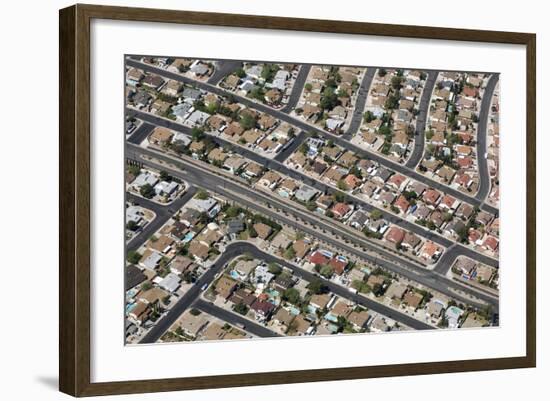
[{"left": 59, "top": 3, "right": 536, "bottom": 397}]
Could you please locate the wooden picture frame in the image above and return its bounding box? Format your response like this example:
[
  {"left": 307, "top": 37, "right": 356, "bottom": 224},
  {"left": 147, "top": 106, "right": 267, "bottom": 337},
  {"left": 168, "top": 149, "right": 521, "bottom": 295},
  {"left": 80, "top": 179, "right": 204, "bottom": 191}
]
[{"left": 59, "top": 3, "right": 536, "bottom": 397}]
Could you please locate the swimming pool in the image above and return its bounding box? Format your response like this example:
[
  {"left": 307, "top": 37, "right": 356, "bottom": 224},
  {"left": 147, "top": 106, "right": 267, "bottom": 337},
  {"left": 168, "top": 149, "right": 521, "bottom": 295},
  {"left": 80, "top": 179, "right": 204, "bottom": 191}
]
[
  {"left": 125, "top": 303, "right": 137, "bottom": 315},
  {"left": 182, "top": 232, "right": 195, "bottom": 243},
  {"left": 288, "top": 306, "right": 301, "bottom": 316},
  {"left": 324, "top": 312, "right": 338, "bottom": 323}
]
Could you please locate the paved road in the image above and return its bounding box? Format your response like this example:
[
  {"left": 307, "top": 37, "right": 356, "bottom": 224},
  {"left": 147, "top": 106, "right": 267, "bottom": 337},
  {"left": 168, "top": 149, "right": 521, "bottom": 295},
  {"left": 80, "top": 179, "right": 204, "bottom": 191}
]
[
  {"left": 128, "top": 121, "right": 154, "bottom": 145},
  {"left": 281, "top": 64, "right": 311, "bottom": 114},
  {"left": 128, "top": 108, "right": 498, "bottom": 270},
  {"left": 139, "top": 243, "right": 249, "bottom": 343},
  {"left": 274, "top": 131, "right": 308, "bottom": 163},
  {"left": 230, "top": 242, "right": 434, "bottom": 330},
  {"left": 342, "top": 68, "right": 376, "bottom": 140},
  {"left": 193, "top": 299, "right": 281, "bottom": 338},
  {"left": 475, "top": 74, "right": 499, "bottom": 202},
  {"left": 433, "top": 244, "right": 459, "bottom": 274},
  {"left": 126, "top": 144, "right": 498, "bottom": 311},
  {"left": 126, "top": 59, "right": 498, "bottom": 216},
  {"left": 126, "top": 187, "right": 197, "bottom": 252},
  {"left": 207, "top": 60, "right": 242, "bottom": 86},
  {"left": 405, "top": 71, "right": 438, "bottom": 168}
]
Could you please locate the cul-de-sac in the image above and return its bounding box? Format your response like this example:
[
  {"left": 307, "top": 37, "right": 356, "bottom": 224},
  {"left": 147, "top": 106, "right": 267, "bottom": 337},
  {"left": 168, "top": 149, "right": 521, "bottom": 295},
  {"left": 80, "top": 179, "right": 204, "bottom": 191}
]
[{"left": 123, "top": 56, "right": 500, "bottom": 344}]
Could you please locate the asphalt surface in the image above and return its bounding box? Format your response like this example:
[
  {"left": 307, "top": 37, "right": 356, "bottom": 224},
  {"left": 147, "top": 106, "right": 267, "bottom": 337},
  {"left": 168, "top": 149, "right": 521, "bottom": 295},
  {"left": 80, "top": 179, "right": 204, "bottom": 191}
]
[
  {"left": 274, "top": 131, "right": 308, "bottom": 163},
  {"left": 128, "top": 108, "right": 498, "bottom": 270},
  {"left": 139, "top": 243, "right": 249, "bottom": 343},
  {"left": 128, "top": 121, "right": 154, "bottom": 145},
  {"left": 193, "top": 299, "right": 281, "bottom": 338},
  {"left": 229, "top": 242, "right": 434, "bottom": 330},
  {"left": 474, "top": 74, "right": 499, "bottom": 202},
  {"left": 126, "top": 144, "right": 498, "bottom": 311},
  {"left": 126, "top": 187, "right": 197, "bottom": 252},
  {"left": 126, "top": 59, "right": 498, "bottom": 216},
  {"left": 207, "top": 60, "right": 242, "bottom": 86},
  {"left": 405, "top": 71, "right": 438, "bottom": 168},
  {"left": 342, "top": 68, "right": 376, "bottom": 140},
  {"left": 432, "top": 244, "right": 459, "bottom": 274},
  {"left": 281, "top": 64, "right": 311, "bottom": 113}
]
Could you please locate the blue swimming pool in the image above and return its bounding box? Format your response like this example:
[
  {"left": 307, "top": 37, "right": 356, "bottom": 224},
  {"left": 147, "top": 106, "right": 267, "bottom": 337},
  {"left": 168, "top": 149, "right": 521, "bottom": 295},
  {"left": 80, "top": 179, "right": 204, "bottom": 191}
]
[
  {"left": 324, "top": 312, "right": 338, "bottom": 323},
  {"left": 288, "top": 306, "right": 301, "bottom": 316},
  {"left": 125, "top": 303, "right": 137, "bottom": 315},
  {"left": 182, "top": 232, "right": 195, "bottom": 243}
]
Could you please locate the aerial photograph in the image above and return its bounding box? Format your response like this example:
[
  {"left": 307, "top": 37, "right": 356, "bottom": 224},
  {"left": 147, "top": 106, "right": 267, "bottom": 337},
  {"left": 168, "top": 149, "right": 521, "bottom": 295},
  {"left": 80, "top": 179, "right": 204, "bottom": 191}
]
[{"left": 124, "top": 56, "right": 500, "bottom": 345}]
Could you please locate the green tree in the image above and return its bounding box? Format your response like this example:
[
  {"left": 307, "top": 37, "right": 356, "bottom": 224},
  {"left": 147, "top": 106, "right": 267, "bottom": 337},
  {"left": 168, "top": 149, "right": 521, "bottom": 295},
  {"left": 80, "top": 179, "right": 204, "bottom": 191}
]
[
  {"left": 248, "top": 226, "right": 258, "bottom": 238},
  {"left": 299, "top": 143, "right": 310, "bottom": 155},
  {"left": 284, "top": 247, "right": 296, "bottom": 260},
  {"left": 319, "top": 265, "right": 334, "bottom": 279},
  {"left": 206, "top": 101, "right": 219, "bottom": 115},
  {"left": 195, "top": 189, "right": 209, "bottom": 200},
  {"left": 305, "top": 201, "right": 317, "bottom": 211},
  {"left": 261, "top": 64, "right": 279, "bottom": 81},
  {"left": 363, "top": 111, "right": 375, "bottom": 123},
  {"left": 268, "top": 262, "right": 282, "bottom": 275},
  {"left": 370, "top": 209, "right": 382, "bottom": 221},
  {"left": 127, "top": 164, "right": 141, "bottom": 176},
  {"left": 250, "top": 87, "right": 265, "bottom": 101},
  {"left": 126, "top": 220, "right": 139, "bottom": 231},
  {"left": 379, "top": 124, "right": 391, "bottom": 137},
  {"left": 320, "top": 87, "right": 339, "bottom": 110},
  {"left": 127, "top": 250, "right": 142, "bottom": 264},
  {"left": 334, "top": 191, "right": 346, "bottom": 203},
  {"left": 239, "top": 113, "right": 256, "bottom": 130},
  {"left": 307, "top": 279, "right": 326, "bottom": 294},
  {"left": 139, "top": 184, "right": 155, "bottom": 199},
  {"left": 337, "top": 179, "right": 348, "bottom": 191},
  {"left": 384, "top": 95, "right": 399, "bottom": 110},
  {"left": 391, "top": 76, "right": 403, "bottom": 90},
  {"left": 191, "top": 127, "right": 205, "bottom": 141},
  {"left": 282, "top": 288, "right": 301, "bottom": 305},
  {"left": 225, "top": 205, "right": 241, "bottom": 218},
  {"left": 234, "top": 303, "right": 249, "bottom": 315}
]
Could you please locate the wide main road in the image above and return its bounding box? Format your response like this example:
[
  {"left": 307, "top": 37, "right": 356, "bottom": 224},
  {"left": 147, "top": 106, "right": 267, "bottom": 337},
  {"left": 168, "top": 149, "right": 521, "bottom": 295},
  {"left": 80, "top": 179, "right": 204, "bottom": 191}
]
[
  {"left": 126, "top": 58, "right": 498, "bottom": 216},
  {"left": 127, "top": 143, "right": 498, "bottom": 311},
  {"left": 129, "top": 107, "right": 498, "bottom": 270},
  {"left": 475, "top": 74, "right": 499, "bottom": 203},
  {"left": 405, "top": 71, "right": 438, "bottom": 168}
]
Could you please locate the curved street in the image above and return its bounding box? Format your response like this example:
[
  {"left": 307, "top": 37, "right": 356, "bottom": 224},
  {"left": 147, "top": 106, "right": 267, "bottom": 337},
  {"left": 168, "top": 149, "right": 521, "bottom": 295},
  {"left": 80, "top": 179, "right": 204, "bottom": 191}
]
[
  {"left": 127, "top": 143, "right": 499, "bottom": 312},
  {"left": 140, "top": 239, "right": 434, "bottom": 344},
  {"left": 475, "top": 74, "right": 499, "bottom": 203}
]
